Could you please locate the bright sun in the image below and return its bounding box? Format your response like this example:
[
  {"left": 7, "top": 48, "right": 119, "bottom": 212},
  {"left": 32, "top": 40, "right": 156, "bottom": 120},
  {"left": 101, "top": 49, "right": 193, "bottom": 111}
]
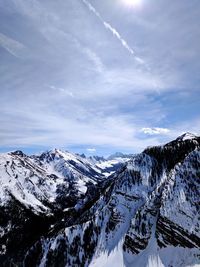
[{"left": 124, "top": 0, "right": 142, "bottom": 7}]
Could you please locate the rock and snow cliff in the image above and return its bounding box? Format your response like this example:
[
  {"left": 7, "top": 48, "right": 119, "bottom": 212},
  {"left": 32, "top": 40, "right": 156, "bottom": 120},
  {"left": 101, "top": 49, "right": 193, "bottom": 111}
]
[{"left": 0, "top": 133, "right": 200, "bottom": 267}]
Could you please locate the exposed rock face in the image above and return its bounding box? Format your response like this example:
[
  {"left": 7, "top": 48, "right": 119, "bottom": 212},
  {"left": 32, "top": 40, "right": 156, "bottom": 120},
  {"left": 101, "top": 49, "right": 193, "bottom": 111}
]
[
  {"left": 123, "top": 135, "right": 200, "bottom": 261},
  {"left": 0, "top": 134, "right": 200, "bottom": 266}
]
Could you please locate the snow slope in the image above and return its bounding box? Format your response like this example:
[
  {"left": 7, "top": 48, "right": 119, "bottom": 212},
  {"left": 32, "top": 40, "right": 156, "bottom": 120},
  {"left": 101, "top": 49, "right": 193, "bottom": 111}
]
[
  {"left": 0, "top": 151, "right": 64, "bottom": 214},
  {"left": 0, "top": 133, "right": 200, "bottom": 267},
  {"left": 28, "top": 133, "right": 200, "bottom": 267}
]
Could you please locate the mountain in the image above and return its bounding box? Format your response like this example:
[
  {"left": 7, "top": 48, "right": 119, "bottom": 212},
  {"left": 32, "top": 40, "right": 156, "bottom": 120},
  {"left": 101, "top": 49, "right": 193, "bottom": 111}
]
[
  {"left": 0, "top": 149, "right": 130, "bottom": 265},
  {"left": 87, "top": 152, "right": 132, "bottom": 177},
  {"left": 0, "top": 133, "right": 200, "bottom": 267},
  {"left": 31, "top": 149, "right": 104, "bottom": 194}
]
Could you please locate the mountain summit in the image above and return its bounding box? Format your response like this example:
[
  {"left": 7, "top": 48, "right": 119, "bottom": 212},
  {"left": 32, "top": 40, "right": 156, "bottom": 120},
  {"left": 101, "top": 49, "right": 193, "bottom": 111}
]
[{"left": 176, "top": 132, "right": 198, "bottom": 141}]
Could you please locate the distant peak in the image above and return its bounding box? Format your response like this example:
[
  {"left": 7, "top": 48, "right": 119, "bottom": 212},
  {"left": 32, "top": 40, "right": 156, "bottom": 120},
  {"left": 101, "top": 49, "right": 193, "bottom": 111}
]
[
  {"left": 79, "top": 153, "right": 86, "bottom": 158},
  {"left": 176, "top": 132, "right": 197, "bottom": 141},
  {"left": 107, "top": 152, "right": 134, "bottom": 160},
  {"left": 48, "top": 148, "right": 69, "bottom": 155},
  {"left": 10, "top": 150, "right": 26, "bottom": 157},
  {"left": 107, "top": 152, "right": 124, "bottom": 160}
]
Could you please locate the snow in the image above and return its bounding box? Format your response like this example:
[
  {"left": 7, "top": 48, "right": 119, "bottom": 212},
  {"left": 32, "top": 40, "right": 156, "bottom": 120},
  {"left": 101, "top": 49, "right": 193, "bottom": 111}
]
[
  {"left": 38, "top": 239, "right": 49, "bottom": 267},
  {"left": 177, "top": 132, "right": 197, "bottom": 141},
  {"left": 160, "top": 149, "right": 200, "bottom": 236},
  {"left": 90, "top": 241, "right": 125, "bottom": 267},
  {"left": 90, "top": 229, "right": 200, "bottom": 267},
  {"left": 0, "top": 152, "right": 66, "bottom": 213},
  {"left": 89, "top": 146, "right": 200, "bottom": 267},
  {"left": 1, "top": 137, "right": 200, "bottom": 267},
  {"left": 77, "top": 178, "right": 88, "bottom": 193},
  {"left": 124, "top": 225, "right": 200, "bottom": 267},
  {"left": 125, "top": 244, "right": 200, "bottom": 267},
  {"left": 96, "top": 158, "right": 125, "bottom": 169},
  {"left": 32, "top": 149, "right": 106, "bottom": 193},
  {"left": 93, "top": 157, "right": 130, "bottom": 177},
  {"left": 159, "top": 247, "right": 200, "bottom": 267}
]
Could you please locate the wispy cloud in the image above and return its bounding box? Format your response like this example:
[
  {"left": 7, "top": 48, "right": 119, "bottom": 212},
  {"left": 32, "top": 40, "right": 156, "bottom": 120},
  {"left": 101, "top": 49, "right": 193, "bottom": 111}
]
[
  {"left": 141, "top": 127, "right": 170, "bottom": 135},
  {"left": 87, "top": 148, "right": 96, "bottom": 152},
  {"left": 83, "top": 47, "right": 104, "bottom": 73},
  {"left": 50, "top": 85, "right": 74, "bottom": 98},
  {"left": 0, "top": 32, "right": 26, "bottom": 58}
]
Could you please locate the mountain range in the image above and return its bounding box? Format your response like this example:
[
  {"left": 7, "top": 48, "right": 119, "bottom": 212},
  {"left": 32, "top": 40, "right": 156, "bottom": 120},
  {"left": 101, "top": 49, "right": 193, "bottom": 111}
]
[{"left": 0, "top": 133, "right": 199, "bottom": 267}]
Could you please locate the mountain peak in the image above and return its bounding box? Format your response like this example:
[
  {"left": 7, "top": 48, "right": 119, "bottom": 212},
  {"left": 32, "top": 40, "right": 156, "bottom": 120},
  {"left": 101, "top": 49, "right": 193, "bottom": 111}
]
[
  {"left": 176, "top": 132, "right": 197, "bottom": 141},
  {"left": 107, "top": 152, "right": 124, "bottom": 160},
  {"left": 10, "top": 150, "right": 26, "bottom": 157}
]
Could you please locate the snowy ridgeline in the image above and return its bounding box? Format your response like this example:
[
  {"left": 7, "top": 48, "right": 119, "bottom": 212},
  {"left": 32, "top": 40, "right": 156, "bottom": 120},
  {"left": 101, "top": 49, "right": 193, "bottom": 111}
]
[
  {"left": 0, "top": 149, "right": 131, "bottom": 213},
  {"left": 0, "top": 133, "right": 200, "bottom": 267}
]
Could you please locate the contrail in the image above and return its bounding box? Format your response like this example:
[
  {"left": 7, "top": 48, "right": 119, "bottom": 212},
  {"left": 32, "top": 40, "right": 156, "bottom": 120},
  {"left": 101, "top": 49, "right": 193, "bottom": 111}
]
[
  {"left": 0, "top": 32, "right": 26, "bottom": 58},
  {"left": 103, "top": 22, "right": 134, "bottom": 55},
  {"left": 82, "top": 0, "right": 144, "bottom": 64}
]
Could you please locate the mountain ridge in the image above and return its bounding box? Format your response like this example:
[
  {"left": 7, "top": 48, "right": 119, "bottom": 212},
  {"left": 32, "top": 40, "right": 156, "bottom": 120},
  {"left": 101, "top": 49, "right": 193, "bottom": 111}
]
[{"left": 0, "top": 133, "right": 200, "bottom": 266}]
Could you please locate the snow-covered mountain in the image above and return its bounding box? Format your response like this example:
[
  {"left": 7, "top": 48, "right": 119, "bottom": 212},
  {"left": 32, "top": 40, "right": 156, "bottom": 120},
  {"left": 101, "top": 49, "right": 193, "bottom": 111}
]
[
  {"left": 0, "top": 148, "right": 130, "bottom": 214},
  {"left": 87, "top": 152, "right": 133, "bottom": 177},
  {"left": 0, "top": 148, "right": 131, "bottom": 265},
  {"left": 31, "top": 149, "right": 103, "bottom": 194},
  {"left": 0, "top": 133, "right": 200, "bottom": 267}
]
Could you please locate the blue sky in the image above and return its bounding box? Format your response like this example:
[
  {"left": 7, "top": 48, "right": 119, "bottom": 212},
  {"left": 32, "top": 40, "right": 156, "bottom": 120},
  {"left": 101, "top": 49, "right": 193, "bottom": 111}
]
[{"left": 0, "top": 0, "right": 200, "bottom": 156}]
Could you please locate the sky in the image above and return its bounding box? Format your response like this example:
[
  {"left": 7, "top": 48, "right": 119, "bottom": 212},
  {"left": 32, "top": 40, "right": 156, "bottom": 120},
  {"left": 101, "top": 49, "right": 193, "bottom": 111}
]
[{"left": 0, "top": 0, "right": 200, "bottom": 156}]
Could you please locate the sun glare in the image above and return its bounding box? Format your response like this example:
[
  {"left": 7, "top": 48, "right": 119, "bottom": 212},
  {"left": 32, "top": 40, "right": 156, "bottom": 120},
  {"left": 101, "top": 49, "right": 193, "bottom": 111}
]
[{"left": 124, "top": 0, "right": 142, "bottom": 7}]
